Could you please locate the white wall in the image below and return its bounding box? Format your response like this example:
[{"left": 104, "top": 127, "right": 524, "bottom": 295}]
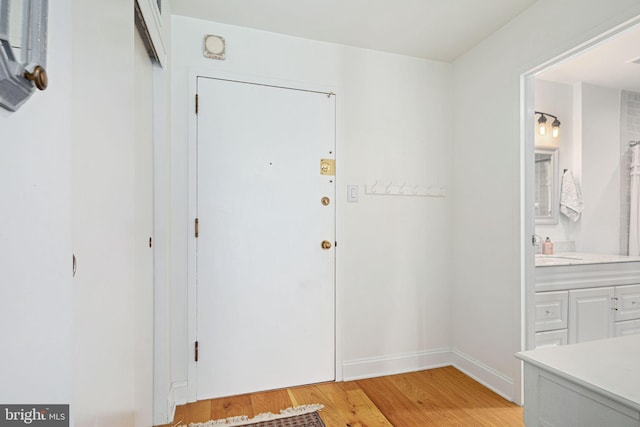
[
  {"left": 535, "top": 80, "right": 626, "bottom": 254},
  {"left": 579, "top": 83, "right": 622, "bottom": 254},
  {"left": 0, "top": 0, "right": 73, "bottom": 404},
  {"left": 452, "top": 0, "right": 640, "bottom": 403},
  {"left": 534, "top": 79, "right": 580, "bottom": 247},
  {"left": 170, "top": 16, "right": 453, "bottom": 400}
]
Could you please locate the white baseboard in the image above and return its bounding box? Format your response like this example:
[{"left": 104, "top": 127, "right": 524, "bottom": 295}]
[
  {"left": 342, "top": 348, "right": 451, "bottom": 381},
  {"left": 175, "top": 350, "right": 514, "bottom": 407},
  {"left": 451, "top": 349, "right": 514, "bottom": 401}
]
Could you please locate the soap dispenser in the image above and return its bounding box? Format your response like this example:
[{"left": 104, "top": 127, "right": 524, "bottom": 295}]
[{"left": 542, "top": 237, "right": 554, "bottom": 255}]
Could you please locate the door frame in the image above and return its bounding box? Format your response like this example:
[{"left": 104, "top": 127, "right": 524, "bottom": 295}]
[
  {"left": 521, "top": 16, "right": 640, "bottom": 351},
  {"left": 186, "top": 69, "right": 343, "bottom": 402}
]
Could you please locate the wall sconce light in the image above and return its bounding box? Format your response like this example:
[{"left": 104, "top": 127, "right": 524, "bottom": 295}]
[{"left": 535, "top": 111, "right": 561, "bottom": 138}]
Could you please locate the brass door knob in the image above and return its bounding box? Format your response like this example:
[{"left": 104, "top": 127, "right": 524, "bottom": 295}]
[
  {"left": 321, "top": 197, "right": 330, "bottom": 206},
  {"left": 321, "top": 240, "right": 332, "bottom": 250},
  {"left": 24, "top": 65, "right": 48, "bottom": 91}
]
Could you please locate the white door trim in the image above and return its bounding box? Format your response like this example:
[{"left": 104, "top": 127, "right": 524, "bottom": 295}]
[{"left": 186, "top": 69, "right": 343, "bottom": 402}]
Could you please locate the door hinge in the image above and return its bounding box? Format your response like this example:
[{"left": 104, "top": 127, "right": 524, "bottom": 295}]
[
  {"left": 195, "top": 218, "right": 199, "bottom": 238},
  {"left": 194, "top": 341, "right": 199, "bottom": 362},
  {"left": 195, "top": 94, "right": 199, "bottom": 115}
]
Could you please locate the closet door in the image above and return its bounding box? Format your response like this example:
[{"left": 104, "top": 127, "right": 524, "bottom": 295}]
[{"left": 0, "top": 0, "right": 73, "bottom": 408}]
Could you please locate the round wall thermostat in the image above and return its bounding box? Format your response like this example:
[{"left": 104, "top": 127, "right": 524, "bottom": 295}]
[{"left": 204, "top": 35, "right": 226, "bottom": 60}]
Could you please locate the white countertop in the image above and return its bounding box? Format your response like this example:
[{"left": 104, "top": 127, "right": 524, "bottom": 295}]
[
  {"left": 536, "top": 252, "right": 640, "bottom": 267},
  {"left": 516, "top": 335, "right": 640, "bottom": 411}
]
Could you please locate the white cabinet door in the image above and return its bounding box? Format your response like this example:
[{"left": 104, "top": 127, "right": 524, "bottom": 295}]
[
  {"left": 569, "top": 287, "right": 615, "bottom": 344},
  {"left": 614, "top": 284, "right": 640, "bottom": 322}
]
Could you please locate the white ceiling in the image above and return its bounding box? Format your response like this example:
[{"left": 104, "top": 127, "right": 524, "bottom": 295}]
[
  {"left": 537, "top": 24, "right": 640, "bottom": 92},
  {"left": 170, "top": 0, "right": 537, "bottom": 62}
]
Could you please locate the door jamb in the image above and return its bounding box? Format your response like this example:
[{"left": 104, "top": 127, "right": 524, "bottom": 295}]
[{"left": 521, "top": 14, "right": 640, "bottom": 359}]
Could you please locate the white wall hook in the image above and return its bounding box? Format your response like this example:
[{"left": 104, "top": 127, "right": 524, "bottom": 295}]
[{"left": 364, "top": 180, "right": 446, "bottom": 198}]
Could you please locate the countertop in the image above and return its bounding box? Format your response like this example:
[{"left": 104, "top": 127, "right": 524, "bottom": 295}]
[
  {"left": 515, "top": 335, "right": 640, "bottom": 411},
  {"left": 535, "top": 252, "right": 640, "bottom": 267}
]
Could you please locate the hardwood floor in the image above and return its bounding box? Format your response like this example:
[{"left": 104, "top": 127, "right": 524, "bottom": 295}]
[{"left": 156, "top": 366, "right": 524, "bottom": 426}]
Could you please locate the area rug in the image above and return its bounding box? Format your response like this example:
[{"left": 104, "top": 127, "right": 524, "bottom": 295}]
[{"left": 182, "top": 404, "right": 325, "bottom": 427}]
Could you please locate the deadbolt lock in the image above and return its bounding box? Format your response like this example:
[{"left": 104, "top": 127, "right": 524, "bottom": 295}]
[
  {"left": 321, "top": 240, "right": 332, "bottom": 250},
  {"left": 321, "top": 196, "right": 331, "bottom": 206},
  {"left": 320, "top": 159, "right": 335, "bottom": 176}
]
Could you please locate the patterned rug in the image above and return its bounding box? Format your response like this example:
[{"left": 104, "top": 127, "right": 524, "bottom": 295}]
[{"left": 182, "top": 404, "right": 325, "bottom": 427}]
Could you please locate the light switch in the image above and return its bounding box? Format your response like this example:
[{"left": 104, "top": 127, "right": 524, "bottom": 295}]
[{"left": 347, "top": 185, "right": 358, "bottom": 202}]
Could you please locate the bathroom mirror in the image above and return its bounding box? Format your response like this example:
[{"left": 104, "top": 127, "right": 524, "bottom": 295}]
[
  {"left": 535, "top": 147, "right": 559, "bottom": 224},
  {"left": 0, "top": 0, "right": 48, "bottom": 111}
]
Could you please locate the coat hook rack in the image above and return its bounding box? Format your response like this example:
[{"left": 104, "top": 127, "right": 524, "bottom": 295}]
[{"left": 364, "top": 181, "right": 446, "bottom": 197}]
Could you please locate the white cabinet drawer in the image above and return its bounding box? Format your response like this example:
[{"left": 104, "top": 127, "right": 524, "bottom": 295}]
[
  {"left": 614, "top": 319, "right": 640, "bottom": 337},
  {"left": 614, "top": 284, "right": 640, "bottom": 322},
  {"left": 534, "top": 329, "right": 568, "bottom": 348},
  {"left": 535, "top": 291, "right": 568, "bottom": 332}
]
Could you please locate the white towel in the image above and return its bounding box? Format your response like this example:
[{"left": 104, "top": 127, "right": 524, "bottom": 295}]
[{"left": 560, "top": 170, "right": 583, "bottom": 222}]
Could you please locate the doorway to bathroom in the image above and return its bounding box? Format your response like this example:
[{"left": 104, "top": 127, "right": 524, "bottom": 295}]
[{"left": 522, "top": 17, "right": 640, "bottom": 350}]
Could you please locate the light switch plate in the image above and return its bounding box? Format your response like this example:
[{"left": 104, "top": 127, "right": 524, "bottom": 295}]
[{"left": 347, "top": 185, "right": 358, "bottom": 202}]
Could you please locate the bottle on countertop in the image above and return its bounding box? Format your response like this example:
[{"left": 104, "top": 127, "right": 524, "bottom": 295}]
[{"left": 542, "top": 237, "right": 554, "bottom": 255}]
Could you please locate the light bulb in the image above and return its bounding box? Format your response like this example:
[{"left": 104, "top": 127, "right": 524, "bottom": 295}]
[
  {"left": 537, "top": 114, "right": 547, "bottom": 136},
  {"left": 552, "top": 118, "right": 561, "bottom": 138}
]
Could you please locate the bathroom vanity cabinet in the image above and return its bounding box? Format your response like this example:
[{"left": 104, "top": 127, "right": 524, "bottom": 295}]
[{"left": 535, "top": 257, "right": 640, "bottom": 348}]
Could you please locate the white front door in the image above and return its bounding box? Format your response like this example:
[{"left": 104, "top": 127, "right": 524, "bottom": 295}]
[{"left": 196, "top": 77, "right": 336, "bottom": 399}]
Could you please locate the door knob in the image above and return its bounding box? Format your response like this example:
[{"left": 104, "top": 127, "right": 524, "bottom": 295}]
[
  {"left": 321, "top": 240, "right": 332, "bottom": 250},
  {"left": 24, "top": 65, "right": 48, "bottom": 91},
  {"left": 321, "top": 196, "right": 330, "bottom": 206}
]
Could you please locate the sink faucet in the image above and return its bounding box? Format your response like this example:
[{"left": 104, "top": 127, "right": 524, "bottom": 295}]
[{"left": 533, "top": 234, "right": 543, "bottom": 246}]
